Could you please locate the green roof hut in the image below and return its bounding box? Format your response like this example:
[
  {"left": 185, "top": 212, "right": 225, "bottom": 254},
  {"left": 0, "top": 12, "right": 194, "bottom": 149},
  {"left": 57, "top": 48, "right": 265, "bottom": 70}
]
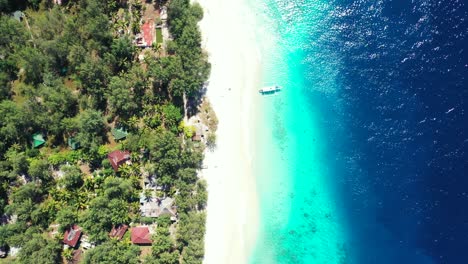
[
  {"left": 32, "top": 133, "right": 45, "bottom": 148},
  {"left": 111, "top": 127, "right": 128, "bottom": 141},
  {"left": 67, "top": 137, "right": 80, "bottom": 150}
]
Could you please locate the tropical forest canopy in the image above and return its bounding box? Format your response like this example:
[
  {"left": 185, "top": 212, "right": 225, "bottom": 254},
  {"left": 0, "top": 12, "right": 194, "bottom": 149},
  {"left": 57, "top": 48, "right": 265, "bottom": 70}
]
[{"left": 0, "top": 0, "right": 211, "bottom": 263}]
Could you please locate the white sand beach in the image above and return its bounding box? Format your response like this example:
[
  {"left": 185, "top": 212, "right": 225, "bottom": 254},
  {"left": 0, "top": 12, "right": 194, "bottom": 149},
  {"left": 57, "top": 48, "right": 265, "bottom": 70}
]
[{"left": 196, "top": 0, "right": 261, "bottom": 263}]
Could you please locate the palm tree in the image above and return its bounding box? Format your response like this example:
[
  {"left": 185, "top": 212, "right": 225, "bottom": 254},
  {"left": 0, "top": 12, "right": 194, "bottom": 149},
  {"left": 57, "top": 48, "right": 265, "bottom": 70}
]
[
  {"left": 83, "top": 177, "right": 95, "bottom": 192},
  {"left": 153, "top": 43, "right": 163, "bottom": 57},
  {"left": 143, "top": 188, "right": 153, "bottom": 202},
  {"left": 76, "top": 189, "right": 92, "bottom": 210},
  {"left": 62, "top": 248, "right": 73, "bottom": 263}
]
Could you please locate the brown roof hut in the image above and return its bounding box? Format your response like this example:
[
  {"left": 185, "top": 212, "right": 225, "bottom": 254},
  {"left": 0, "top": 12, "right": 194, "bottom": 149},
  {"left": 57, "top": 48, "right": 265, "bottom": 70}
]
[
  {"left": 131, "top": 226, "right": 152, "bottom": 245},
  {"left": 108, "top": 150, "right": 131, "bottom": 171},
  {"left": 109, "top": 224, "right": 128, "bottom": 240},
  {"left": 63, "top": 225, "right": 82, "bottom": 248}
]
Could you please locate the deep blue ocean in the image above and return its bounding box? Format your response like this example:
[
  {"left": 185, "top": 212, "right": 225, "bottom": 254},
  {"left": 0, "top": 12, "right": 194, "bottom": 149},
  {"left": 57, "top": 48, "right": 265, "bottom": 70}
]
[{"left": 251, "top": 0, "right": 468, "bottom": 263}]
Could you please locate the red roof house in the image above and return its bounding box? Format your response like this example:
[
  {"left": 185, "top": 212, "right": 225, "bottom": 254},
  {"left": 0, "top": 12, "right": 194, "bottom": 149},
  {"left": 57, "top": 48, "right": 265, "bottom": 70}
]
[
  {"left": 109, "top": 224, "right": 128, "bottom": 240},
  {"left": 108, "top": 150, "right": 131, "bottom": 171},
  {"left": 63, "top": 225, "right": 82, "bottom": 248},
  {"left": 135, "top": 20, "right": 154, "bottom": 47},
  {"left": 131, "top": 226, "right": 152, "bottom": 245}
]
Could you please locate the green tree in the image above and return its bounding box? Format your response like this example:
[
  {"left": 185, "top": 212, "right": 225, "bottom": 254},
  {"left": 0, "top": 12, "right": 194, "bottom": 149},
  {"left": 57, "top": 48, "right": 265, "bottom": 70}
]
[
  {"left": 167, "top": 0, "right": 190, "bottom": 39},
  {"left": 28, "top": 158, "right": 52, "bottom": 185},
  {"left": 5, "top": 148, "right": 29, "bottom": 176},
  {"left": 67, "top": 44, "right": 87, "bottom": 72},
  {"left": 102, "top": 177, "right": 134, "bottom": 201},
  {"left": 177, "top": 168, "right": 197, "bottom": 185},
  {"left": 56, "top": 206, "right": 78, "bottom": 232},
  {"left": 176, "top": 212, "right": 206, "bottom": 247},
  {"left": 0, "top": 101, "right": 29, "bottom": 151},
  {"left": 77, "top": 55, "right": 111, "bottom": 109},
  {"left": 0, "top": 16, "right": 28, "bottom": 99},
  {"left": 149, "top": 131, "right": 182, "bottom": 188},
  {"left": 162, "top": 104, "right": 182, "bottom": 133},
  {"left": 107, "top": 76, "right": 138, "bottom": 118},
  {"left": 9, "top": 182, "right": 43, "bottom": 205},
  {"left": 64, "top": 109, "right": 106, "bottom": 152},
  {"left": 110, "top": 36, "right": 135, "bottom": 71},
  {"left": 83, "top": 240, "right": 140, "bottom": 264},
  {"left": 148, "top": 56, "right": 184, "bottom": 91},
  {"left": 145, "top": 250, "right": 180, "bottom": 264},
  {"left": 16, "top": 47, "right": 48, "bottom": 85},
  {"left": 16, "top": 233, "right": 62, "bottom": 264},
  {"left": 60, "top": 165, "right": 84, "bottom": 190},
  {"left": 79, "top": 196, "right": 113, "bottom": 243},
  {"left": 151, "top": 227, "right": 173, "bottom": 256},
  {"left": 181, "top": 239, "right": 204, "bottom": 264},
  {"left": 193, "top": 180, "right": 208, "bottom": 210},
  {"left": 39, "top": 80, "right": 78, "bottom": 137},
  {"left": 32, "top": 7, "right": 70, "bottom": 72},
  {"left": 80, "top": 178, "right": 134, "bottom": 242},
  {"left": 77, "top": 0, "right": 113, "bottom": 51}
]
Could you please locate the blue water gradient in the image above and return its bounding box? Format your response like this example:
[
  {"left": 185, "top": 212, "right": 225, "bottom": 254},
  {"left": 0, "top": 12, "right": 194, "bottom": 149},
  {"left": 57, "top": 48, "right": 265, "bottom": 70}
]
[{"left": 250, "top": 0, "right": 467, "bottom": 263}]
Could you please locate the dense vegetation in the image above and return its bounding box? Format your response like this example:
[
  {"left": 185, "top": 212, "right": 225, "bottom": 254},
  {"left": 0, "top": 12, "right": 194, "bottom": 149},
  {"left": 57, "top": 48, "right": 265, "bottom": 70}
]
[{"left": 0, "top": 0, "right": 210, "bottom": 263}]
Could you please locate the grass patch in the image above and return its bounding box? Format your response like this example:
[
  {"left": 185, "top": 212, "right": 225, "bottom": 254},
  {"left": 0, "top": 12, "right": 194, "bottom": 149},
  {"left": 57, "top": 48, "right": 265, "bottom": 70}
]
[{"left": 156, "top": 28, "right": 163, "bottom": 44}]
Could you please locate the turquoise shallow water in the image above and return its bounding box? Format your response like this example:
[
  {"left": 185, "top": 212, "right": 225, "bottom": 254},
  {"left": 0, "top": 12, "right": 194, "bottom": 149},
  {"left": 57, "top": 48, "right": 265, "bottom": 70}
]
[{"left": 250, "top": 0, "right": 349, "bottom": 263}]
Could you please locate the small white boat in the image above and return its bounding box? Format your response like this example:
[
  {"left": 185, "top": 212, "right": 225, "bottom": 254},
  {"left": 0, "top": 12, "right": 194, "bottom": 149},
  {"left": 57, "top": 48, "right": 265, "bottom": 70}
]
[{"left": 259, "top": 85, "right": 282, "bottom": 94}]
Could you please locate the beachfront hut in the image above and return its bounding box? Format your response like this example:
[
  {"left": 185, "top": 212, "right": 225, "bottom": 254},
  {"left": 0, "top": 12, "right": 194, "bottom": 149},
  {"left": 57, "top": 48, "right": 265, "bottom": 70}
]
[
  {"left": 67, "top": 137, "right": 80, "bottom": 150},
  {"left": 130, "top": 226, "right": 152, "bottom": 245},
  {"left": 109, "top": 224, "right": 128, "bottom": 240},
  {"left": 108, "top": 150, "right": 131, "bottom": 171},
  {"left": 111, "top": 127, "right": 128, "bottom": 140},
  {"left": 32, "top": 133, "right": 46, "bottom": 148},
  {"left": 63, "top": 225, "right": 82, "bottom": 248},
  {"left": 140, "top": 196, "right": 177, "bottom": 220},
  {"left": 192, "top": 124, "right": 206, "bottom": 142}
]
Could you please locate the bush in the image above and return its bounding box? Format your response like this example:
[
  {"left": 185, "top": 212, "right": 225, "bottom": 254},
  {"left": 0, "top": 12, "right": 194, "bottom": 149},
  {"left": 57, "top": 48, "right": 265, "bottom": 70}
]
[
  {"left": 140, "top": 217, "right": 155, "bottom": 225},
  {"left": 101, "top": 158, "right": 111, "bottom": 169},
  {"left": 178, "top": 121, "right": 195, "bottom": 138},
  {"left": 206, "top": 133, "right": 216, "bottom": 151}
]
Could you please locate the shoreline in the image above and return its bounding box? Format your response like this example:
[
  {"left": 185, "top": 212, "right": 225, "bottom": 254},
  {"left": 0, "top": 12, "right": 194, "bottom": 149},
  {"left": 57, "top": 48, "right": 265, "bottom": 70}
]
[{"left": 197, "top": 0, "right": 262, "bottom": 263}]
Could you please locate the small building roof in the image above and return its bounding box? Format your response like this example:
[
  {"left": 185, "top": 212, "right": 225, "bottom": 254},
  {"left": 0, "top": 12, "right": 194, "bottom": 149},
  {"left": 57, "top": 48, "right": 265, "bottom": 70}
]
[
  {"left": 131, "top": 226, "right": 152, "bottom": 245},
  {"left": 9, "top": 247, "right": 20, "bottom": 257},
  {"left": 32, "top": 133, "right": 46, "bottom": 148},
  {"left": 63, "top": 225, "right": 82, "bottom": 248},
  {"left": 160, "top": 6, "right": 168, "bottom": 21},
  {"left": 111, "top": 127, "right": 128, "bottom": 140},
  {"left": 109, "top": 224, "right": 128, "bottom": 240},
  {"left": 12, "top": 11, "right": 24, "bottom": 21},
  {"left": 107, "top": 150, "right": 131, "bottom": 171}
]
